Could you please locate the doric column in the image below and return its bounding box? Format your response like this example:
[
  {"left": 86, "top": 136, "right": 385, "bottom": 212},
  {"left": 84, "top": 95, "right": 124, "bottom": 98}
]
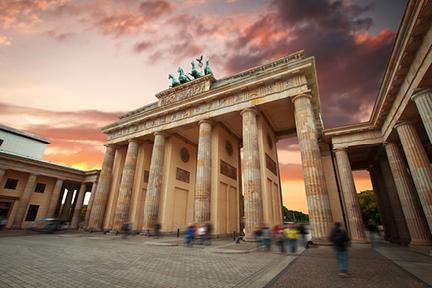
[
  {"left": 47, "top": 179, "right": 64, "bottom": 217},
  {"left": 194, "top": 120, "right": 213, "bottom": 225},
  {"left": 384, "top": 142, "right": 432, "bottom": 245},
  {"left": 369, "top": 165, "right": 400, "bottom": 242},
  {"left": 411, "top": 89, "right": 432, "bottom": 143},
  {"left": 71, "top": 183, "right": 87, "bottom": 229},
  {"left": 84, "top": 182, "right": 97, "bottom": 228},
  {"left": 334, "top": 149, "right": 368, "bottom": 243},
  {"left": 61, "top": 187, "right": 74, "bottom": 221},
  {"left": 292, "top": 94, "right": 333, "bottom": 242},
  {"left": 13, "top": 174, "right": 37, "bottom": 228},
  {"left": 88, "top": 145, "right": 116, "bottom": 231},
  {"left": 395, "top": 121, "right": 432, "bottom": 233},
  {"left": 142, "top": 132, "right": 166, "bottom": 230},
  {"left": 113, "top": 139, "right": 140, "bottom": 231},
  {"left": 241, "top": 108, "right": 264, "bottom": 240}
]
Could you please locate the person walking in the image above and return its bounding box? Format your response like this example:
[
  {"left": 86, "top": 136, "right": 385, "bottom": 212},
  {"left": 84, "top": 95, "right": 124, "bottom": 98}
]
[
  {"left": 274, "top": 225, "right": 285, "bottom": 253},
  {"left": 184, "top": 224, "right": 194, "bottom": 247},
  {"left": 330, "top": 222, "right": 350, "bottom": 277},
  {"left": 285, "top": 224, "right": 298, "bottom": 254},
  {"left": 154, "top": 223, "right": 161, "bottom": 239}
]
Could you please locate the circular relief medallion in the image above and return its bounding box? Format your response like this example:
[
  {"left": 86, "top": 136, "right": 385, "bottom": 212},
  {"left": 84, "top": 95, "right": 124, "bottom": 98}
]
[
  {"left": 180, "top": 147, "right": 190, "bottom": 162},
  {"left": 225, "top": 141, "right": 233, "bottom": 156},
  {"left": 267, "top": 133, "right": 273, "bottom": 150}
]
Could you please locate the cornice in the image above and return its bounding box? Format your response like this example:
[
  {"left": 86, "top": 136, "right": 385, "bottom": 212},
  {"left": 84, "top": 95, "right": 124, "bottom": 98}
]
[{"left": 370, "top": 0, "right": 428, "bottom": 127}]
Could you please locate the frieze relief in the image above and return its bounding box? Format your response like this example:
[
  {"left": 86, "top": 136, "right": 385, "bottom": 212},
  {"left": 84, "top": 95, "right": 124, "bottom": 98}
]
[
  {"left": 159, "top": 81, "right": 207, "bottom": 106},
  {"left": 176, "top": 167, "right": 190, "bottom": 183},
  {"left": 106, "top": 74, "right": 308, "bottom": 141},
  {"left": 220, "top": 160, "right": 237, "bottom": 180}
]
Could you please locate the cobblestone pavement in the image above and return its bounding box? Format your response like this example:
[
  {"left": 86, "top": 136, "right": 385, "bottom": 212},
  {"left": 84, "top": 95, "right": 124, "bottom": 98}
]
[
  {"left": 0, "top": 233, "right": 289, "bottom": 288},
  {"left": 267, "top": 245, "right": 429, "bottom": 288}
]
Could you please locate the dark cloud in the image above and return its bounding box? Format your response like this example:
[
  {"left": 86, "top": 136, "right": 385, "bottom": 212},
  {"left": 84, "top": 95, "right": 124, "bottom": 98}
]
[{"left": 222, "top": 0, "right": 396, "bottom": 127}]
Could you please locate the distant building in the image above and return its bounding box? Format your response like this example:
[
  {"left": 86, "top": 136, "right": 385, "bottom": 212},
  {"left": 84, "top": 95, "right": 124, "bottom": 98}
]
[
  {"left": 0, "top": 124, "right": 49, "bottom": 159},
  {"left": 0, "top": 124, "right": 99, "bottom": 229}
]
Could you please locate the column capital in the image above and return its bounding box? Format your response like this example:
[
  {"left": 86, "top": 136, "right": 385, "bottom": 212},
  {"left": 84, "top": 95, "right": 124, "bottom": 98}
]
[
  {"left": 411, "top": 88, "right": 432, "bottom": 101},
  {"left": 394, "top": 120, "right": 414, "bottom": 130},
  {"left": 198, "top": 119, "right": 214, "bottom": 126},
  {"left": 291, "top": 93, "right": 312, "bottom": 103},
  {"left": 240, "top": 107, "right": 258, "bottom": 116},
  {"left": 127, "top": 138, "right": 140, "bottom": 144},
  {"left": 153, "top": 131, "right": 168, "bottom": 138}
]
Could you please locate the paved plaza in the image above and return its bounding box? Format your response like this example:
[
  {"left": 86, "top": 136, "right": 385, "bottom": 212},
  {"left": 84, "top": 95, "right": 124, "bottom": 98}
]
[
  {"left": 0, "top": 233, "right": 294, "bottom": 288},
  {"left": 0, "top": 233, "right": 429, "bottom": 288}
]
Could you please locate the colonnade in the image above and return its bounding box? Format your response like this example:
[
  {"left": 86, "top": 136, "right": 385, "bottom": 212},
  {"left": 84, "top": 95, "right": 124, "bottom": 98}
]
[
  {"left": 333, "top": 89, "right": 432, "bottom": 245},
  {"left": 0, "top": 169, "right": 97, "bottom": 229},
  {"left": 87, "top": 92, "right": 334, "bottom": 241}
]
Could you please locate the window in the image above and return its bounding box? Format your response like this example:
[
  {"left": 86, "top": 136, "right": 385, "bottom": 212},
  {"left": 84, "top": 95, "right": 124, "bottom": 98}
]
[
  {"left": 34, "top": 183, "right": 46, "bottom": 193},
  {"left": 4, "top": 179, "right": 18, "bottom": 190},
  {"left": 25, "top": 205, "right": 39, "bottom": 221}
]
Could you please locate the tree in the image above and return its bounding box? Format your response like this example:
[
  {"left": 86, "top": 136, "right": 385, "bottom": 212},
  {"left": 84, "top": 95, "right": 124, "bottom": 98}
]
[
  {"left": 357, "top": 190, "right": 380, "bottom": 225},
  {"left": 282, "top": 206, "right": 309, "bottom": 223}
]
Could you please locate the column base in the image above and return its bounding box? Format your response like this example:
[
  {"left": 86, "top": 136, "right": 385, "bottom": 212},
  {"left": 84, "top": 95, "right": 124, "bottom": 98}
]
[
  {"left": 311, "top": 237, "right": 333, "bottom": 246},
  {"left": 351, "top": 239, "right": 369, "bottom": 244},
  {"left": 409, "top": 240, "right": 432, "bottom": 247}
]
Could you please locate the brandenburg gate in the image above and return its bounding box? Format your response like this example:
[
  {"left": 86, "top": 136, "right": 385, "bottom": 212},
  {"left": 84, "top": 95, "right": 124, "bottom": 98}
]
[
  {"left": 87, "top": 51, "right": 336, "bottom": 242},
  {"left": 86, "top": 29, "right": 432, "bottom": 246}
]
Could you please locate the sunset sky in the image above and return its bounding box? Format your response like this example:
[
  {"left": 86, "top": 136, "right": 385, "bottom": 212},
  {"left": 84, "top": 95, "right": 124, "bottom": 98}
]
[{"left": 0, "top": 0, "right": 407, "bottom": 212}]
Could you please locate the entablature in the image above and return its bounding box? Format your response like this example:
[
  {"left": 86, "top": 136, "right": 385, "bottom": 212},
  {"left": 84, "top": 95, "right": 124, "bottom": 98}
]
[{"left": 103, "top": 54, "right": 321, "bottom": 145}]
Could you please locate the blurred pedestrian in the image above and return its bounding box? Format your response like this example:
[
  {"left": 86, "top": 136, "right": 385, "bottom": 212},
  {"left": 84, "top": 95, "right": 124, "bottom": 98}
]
[
  {"left": 154, "top": 223, "right": 161, "bottom": 238},
  {"left": 184, "top": 224, "right": 194, "bottom": 247},
  {"left": 261, "top": 226, "right": 272, "bottom": 251},
  {"left": 285, "top": 224, "right": 298, "bottom": 254},
  {"left": 121, "top": 222, "right": 131, "bottom": 239},
  {"left": 330, "top": 222, "right": 350, "bottom": 277},
  {"left": 274, "top": 225, "right": 285, "bottom": 253},
  {"left": 254, "top": 226, "right": 263, "bottom": 249},
  {"left": 205, "top": 222, "right": 213, "bottom": 245},
  {"left": 198, "top": 224, "right": 206, "bottom": 245},
  {"left": 0, "top": 216, "right": 7, "bottom": 230},
  {"left": 298, "top": 224, "right": 309, "bottom": 248}
]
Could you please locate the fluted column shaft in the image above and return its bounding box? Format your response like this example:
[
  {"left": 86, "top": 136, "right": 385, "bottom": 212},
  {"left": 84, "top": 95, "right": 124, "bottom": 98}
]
[
  {"left": 293, "top": 94, "right": 333, "bottom": 242},
  {"left": 396, "top": 122, "right": 432, "bottom": 233},
  {"left": 47, "top": 179, "right": 64, "bottom": 217},
  {"left": 88, "top": 146, "right": 116, "bottom": 231},
  {"left": 412, "top": 89, "right": 432, "bottom": 143},
  {"left": 194, "top": 120, "right": 212, "bottom": 225},
  {"left": 61, "top": 187, "right": 74, "bottom": 221},
  {"left": 113, "top": 140, "right": 140, "bottom": 231},
  {"left": 335, "top": 149, "right": 367, "bottom": 243},
  {"left": 71, "top": 183, "right": 87, "bottom": 229},
  {"left": 241, "top": 109, "right": 264, "bottom": 240},
  {"left": 84, "top": 182, "right": 97, "bottom": 228},
  {"left": 13, "top": 174, "right": 37, "bottom": 228},
  {"left": 384, "top": 142, "right": 432, "bottom": 245},
  {"left": 142, "top": 132, "right": 166, "bottom": 230}
]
